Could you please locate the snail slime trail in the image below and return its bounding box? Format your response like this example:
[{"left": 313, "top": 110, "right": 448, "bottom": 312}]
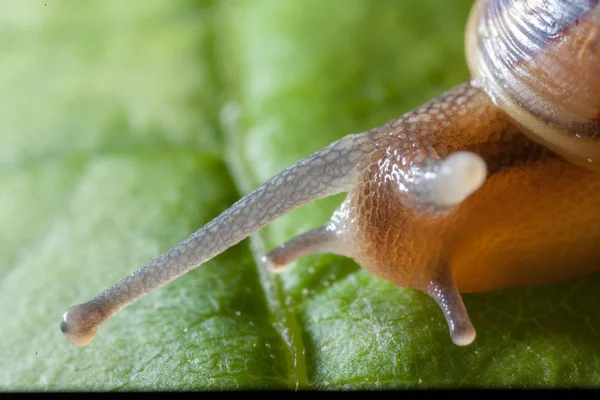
[{"left": 61, "top": 0, "right": 600, "bottom": 348}]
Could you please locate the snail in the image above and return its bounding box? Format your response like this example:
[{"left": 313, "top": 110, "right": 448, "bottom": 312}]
[{"left": 60, "top": 0, "right": 600, "bottom": 348}]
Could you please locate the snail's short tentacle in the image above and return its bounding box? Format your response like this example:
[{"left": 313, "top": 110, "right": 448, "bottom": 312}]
[
  {"left": 427, "top": 273, "right": 476, "bottom": 347},
  {"left": 263, "top": 224, "right": 348, "bottom": 273},
  {"left": 414, "top": 152, "right": 483, "bottom": 345},
  {"left": 61, "top": 132, "right": 376, "bottom": 347},
  {"left": 375, "top": 149, "right": 483, "bottom": 346}
]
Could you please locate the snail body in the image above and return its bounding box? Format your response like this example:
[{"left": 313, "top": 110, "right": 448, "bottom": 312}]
[
  {"left": 344, "top": 83, "right": 600, "bottom": 295},
  {"left": 61, "top": 0, "right": 600, "bottom": 348}
]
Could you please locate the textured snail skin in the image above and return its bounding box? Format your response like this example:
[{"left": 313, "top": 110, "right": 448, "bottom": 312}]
[
  {"left": 269, "top": 83, "right": 600, "bottom": 345},
  {"left": 60, "top": 130, "right": 376, "bottom": 347},
  {"left": 61, "top": 1, "right": 600, "bottom": 347},
  {"left": 339, "top": 84, "right": 600, "bottom": 295},
  {"left": 466, "top": 0, "right": 600, "bottom": 171}
]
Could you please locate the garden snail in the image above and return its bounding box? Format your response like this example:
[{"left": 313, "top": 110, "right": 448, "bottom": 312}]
[{"left": 60, "top": 0, "right": 600, "bottom": 348}]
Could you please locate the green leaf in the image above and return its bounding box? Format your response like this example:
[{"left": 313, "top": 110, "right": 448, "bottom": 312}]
[{"left": 2, "top": 0, "right": 600, "bottom": 390}]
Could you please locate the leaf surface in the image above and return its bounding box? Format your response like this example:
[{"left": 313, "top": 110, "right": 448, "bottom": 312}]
[{"left": 2, "top": 0, "right": 599, "bottom": 390}]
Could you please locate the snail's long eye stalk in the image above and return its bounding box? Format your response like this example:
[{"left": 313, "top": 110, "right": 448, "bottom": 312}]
[{"left": 60, "top": 132, "right": 375, "bottom": 346}]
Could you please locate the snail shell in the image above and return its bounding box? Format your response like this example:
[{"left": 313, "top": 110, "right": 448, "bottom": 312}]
[{"left": 466, "top": 0, "right": 600, "bottom": 170}]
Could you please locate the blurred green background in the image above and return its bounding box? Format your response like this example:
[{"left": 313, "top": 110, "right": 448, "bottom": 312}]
[{"left": 2, "top": 0, "right": 600, "bottom": 390}]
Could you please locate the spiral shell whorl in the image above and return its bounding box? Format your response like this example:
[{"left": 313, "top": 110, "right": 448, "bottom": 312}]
[{"left": 466, "top": 0, "right": 600, "bottom": 171}]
